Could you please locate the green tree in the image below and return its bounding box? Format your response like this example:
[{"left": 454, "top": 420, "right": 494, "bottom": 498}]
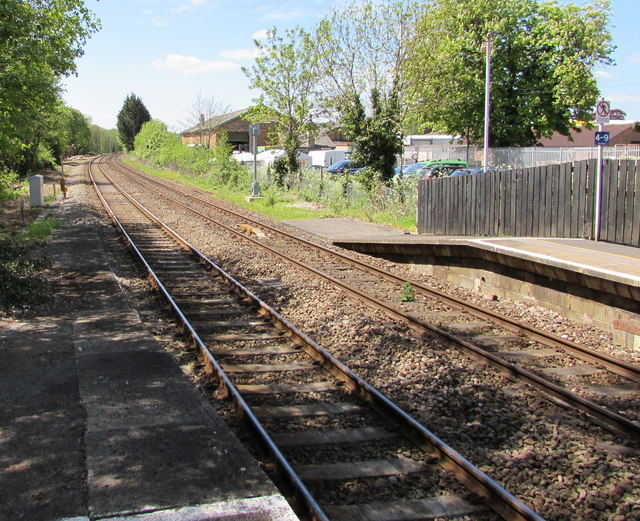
[
  {"left": 404, "top": 0, "right": 615, "bottom": 146},
  {"left": 0, "top": 0, "right": 99, "bottom": 173},
  {"left": 117, "top": 93, "right": 151, "bottom": 151},
  {"left": 342, "top": 89, "right": 403, "bottom": 184},
  {"left": 315, "top": 0, "right": 423, "bottom": 117},
  {"left": 36, "top": 103, "right": 91, "bottom": 167},
  {"left": 56, "top": 105, "right": 92, "bottom": 157},
  {"left": 90, "top": 125, "right": 122, "bottom": 154},
  {"left": 314, "top": 1, "right": 419, "bottom": 175},
  {"left": 242, "top": 27, "right": 321, "bottom": 177},
  {"left": 134, "top": 120, "right": 175, "bottom": 160}
]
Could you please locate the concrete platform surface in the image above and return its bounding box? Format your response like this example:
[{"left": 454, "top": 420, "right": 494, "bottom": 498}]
[
  {"left": 0, "top": 224, "right": 298, "bottom": 521},
  {"left": 284, "top": 218, "right": 640, "bottom": 288}
]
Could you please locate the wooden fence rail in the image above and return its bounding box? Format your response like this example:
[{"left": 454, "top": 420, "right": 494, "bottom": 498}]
[{"left": 417, "top": 159, "right": 640, "bottom": 247}]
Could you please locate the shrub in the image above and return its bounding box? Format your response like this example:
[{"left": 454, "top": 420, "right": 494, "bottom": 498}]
[
  {"left": 271, "top": 157, "right": 288, "bottom": 188},
  {"left": 134, "top": 120, "right": 177, "bottom": 161},
  {"left": 0, "top": 218, "right": 60, "bottom": 311},
  {"left": 0, "top": 168, "right": 20, "bottom": 201}
]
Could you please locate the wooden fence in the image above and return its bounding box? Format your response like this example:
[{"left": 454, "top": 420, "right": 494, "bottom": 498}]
[{"left": 417, "top": 159, "right": 640, "bottom": 247}]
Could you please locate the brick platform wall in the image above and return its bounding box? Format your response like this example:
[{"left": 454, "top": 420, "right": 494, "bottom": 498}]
[{"left": 413, "top": 263, "right": 640, "bottom": 353}]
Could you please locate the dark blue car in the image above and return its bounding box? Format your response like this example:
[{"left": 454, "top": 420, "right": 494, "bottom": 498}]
[{"left": 326, "top": 160, "right": 360, "bottom": 175}]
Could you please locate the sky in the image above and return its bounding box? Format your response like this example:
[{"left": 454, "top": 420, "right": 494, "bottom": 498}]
[{"left": 62, "top": 0, "right": 640, "bottom": 132}]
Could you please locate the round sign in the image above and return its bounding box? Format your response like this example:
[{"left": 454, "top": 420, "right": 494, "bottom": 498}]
[{"left": 596, "top": 101, "right": 610, "bottom": 118}]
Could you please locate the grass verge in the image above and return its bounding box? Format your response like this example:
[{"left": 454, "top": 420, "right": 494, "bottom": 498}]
[{"left": 124, "top": 156, "right": 417, "bottom": 229}]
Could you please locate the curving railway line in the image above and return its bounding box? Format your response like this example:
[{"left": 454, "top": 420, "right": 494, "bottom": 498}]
[
  {"left": 105, "top": 154, "right": 640, "bottom": 440},
  {"left": 87, "top": 156, "right": 551, "bottom": 521}
]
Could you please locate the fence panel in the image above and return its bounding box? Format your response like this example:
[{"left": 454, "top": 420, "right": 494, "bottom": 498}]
[
  {"left": 560, "top": 163, "right": 572, "bottom": 237},
  {"left": 518, "top": 168, "right": 528, "bottom": 237},
  {"left": 602, "top": 160, "right": 613, "bottom": 241},
  {"left": 633, "top": 161, "right": 640, "bottom": 246},
  {"left": 532, "top": 167, "right": 542, "bottom": 236},
  {"left": 615, "top": 160, "right": 627, "bottom": 244},
  {"left": 584, "top": 159, "right": 596, "bottom": 240},
  {"left": 417, "top": 159, "right": 639, "bottom": 247},
  {"left": 620, "top": 159, "right": 636, "bottom": 244},
  {"left": 574, "top": 161, "right": 587, "bottom": 237}
]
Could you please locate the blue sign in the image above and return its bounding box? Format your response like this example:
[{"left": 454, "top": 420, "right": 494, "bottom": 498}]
[{"left": 595, "top": 131, "right": 610, "bottom": 146}]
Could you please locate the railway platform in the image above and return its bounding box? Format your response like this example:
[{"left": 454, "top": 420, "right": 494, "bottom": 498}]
[
  {"left": 0, "top": 221, "right": 299, "bottom": 520},
  {"left": 283, "top": 217, "right": 640, "bottom": 351}
]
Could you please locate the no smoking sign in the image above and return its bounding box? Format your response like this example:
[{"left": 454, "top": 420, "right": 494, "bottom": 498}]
[{"left": 596, "top": 100, "right": 610, "bottom": 124}]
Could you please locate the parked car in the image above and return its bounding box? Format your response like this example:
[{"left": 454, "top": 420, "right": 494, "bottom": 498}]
[
  {"left": 450, "top": 167, "right": 485, "bottom": 177},
  {"left": 394, "top": 162, "right": 430, "bottom": 177},
  {"left": 326, "top": 159, "right": 360, "bottom": 175},
  {"left": 416, "top": 160, "right": 469, "bottom": 179}
]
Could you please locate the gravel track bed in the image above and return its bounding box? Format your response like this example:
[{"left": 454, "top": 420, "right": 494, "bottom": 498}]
[
  {"left": 120, "top": 164, "right": 640, "bottom": 364},
  {"left": 116, "top": 165, "right": 640, "bottom": 425},
  {"left": 262, "top": 412, "right": 389, "bottom": 433},
  {"left": 91, "top": 161, "right": 640, "bottom": 521},
  {"left": 122, "top": 162, "right": 637, "bottom": 361}
]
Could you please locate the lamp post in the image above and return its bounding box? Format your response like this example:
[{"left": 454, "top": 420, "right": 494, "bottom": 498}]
[
  {"left": 249, "top": 124, "right": 261, "bottom": 199},
  {"left": 481, "top": 34, "right": 492, "bottom": 171}
]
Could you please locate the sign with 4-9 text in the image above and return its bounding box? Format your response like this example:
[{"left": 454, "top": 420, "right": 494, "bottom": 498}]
[{"left": 595, "top": 131, "right": 610, "bottom": 146}]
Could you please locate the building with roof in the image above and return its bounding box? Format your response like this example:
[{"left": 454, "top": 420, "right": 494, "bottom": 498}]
[
  {"left": 181, "top": 109, "right": 349, "bottom": 154},
  {"left": 537, "top": 120, "right": 640, "bottom": 147},
  {"left": 181, "top": 109, "right": 273, "bottom": 151}
]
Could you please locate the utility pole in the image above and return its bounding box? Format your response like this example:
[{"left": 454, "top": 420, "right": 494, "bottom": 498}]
[
  {"left": 249, "top": 124, "right": 261, "bottom": 200},
  {"left": 594, "top": 99, "right": 610, "bottom": 241},
  {"left": 481, "top": 34, "right": 492, "bottom": 171}
]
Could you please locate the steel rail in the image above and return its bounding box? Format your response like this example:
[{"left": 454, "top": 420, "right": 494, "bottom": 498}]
[
  {"left": 90, "top": 155, "right": 546, "bottom": 521},
  {"left": 87, "top": 157, "right": 330, "bottom": 521},
  {"left": 109, "top": 155, "right": 640, "bottom": 439},
  {"left": 112, "top": 154, "right": 640, "bottom": 384}
]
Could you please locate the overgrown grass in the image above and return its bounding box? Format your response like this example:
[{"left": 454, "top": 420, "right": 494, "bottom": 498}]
[
  {"left": 22, "top": 218, "right": 63, "bottom": 240},
  {"left": 0, "top": 217, "right": 62, "bottom": 312},
  {"left": 124, "top": 156, "right": 418, "bottom": 229}
]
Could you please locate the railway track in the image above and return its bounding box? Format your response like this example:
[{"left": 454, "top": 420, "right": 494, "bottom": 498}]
[
  {"left": 106, "top": 154, "right": 640, "bottom": 440},
  {"left": 87, "top": 156, "right": 547, "bottom": 521}
]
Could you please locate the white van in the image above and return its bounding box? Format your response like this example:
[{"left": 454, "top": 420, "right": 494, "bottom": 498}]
[{"left": 308, "top": 150, "right": 348, "bottom": 168}]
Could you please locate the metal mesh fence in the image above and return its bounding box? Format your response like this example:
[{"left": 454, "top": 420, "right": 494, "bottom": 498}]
[{"left": 403, "top": 145, "right": 640, "bottom": 169}]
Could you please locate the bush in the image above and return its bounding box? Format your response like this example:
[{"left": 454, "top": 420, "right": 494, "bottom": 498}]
[
  {"left": 0, "top": 218, "right": 60, "bottom": 312},
  {"left": 271, "top": 157, "right": 288, "bottom": 188},
  {"left": 134, "top": 120, "right": 177, "bottom": 161},
  {"left": 35, "top": 145, "right": 58, "bottom": 169},
  {"left": 0, "top": 168, "right": 20, "bottom": 202},
  {"left": 355, "top": 166, "right": 382, "bottom": 194},
  {"left": 134, "top": 121, "right": 215, "bottom": 176},
  {"left": 209, "top": 132, "right": 248, "bottom": 186}
]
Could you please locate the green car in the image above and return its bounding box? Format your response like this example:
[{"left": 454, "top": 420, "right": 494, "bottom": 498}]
[{"left": 416, "top": 160, "right": 469, "bottom": 179}]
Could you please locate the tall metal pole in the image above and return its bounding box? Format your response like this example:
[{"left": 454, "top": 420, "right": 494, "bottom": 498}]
[
  {"left": 594, "top": 122, "right": 603, "bottom": 241},
  {"left": 593, "top": 98, "right": 609, "bottom": 241},
  {"left": 482, "top": 34, "right": 491, "bottom": 172},
  {"left": 252, "top": 133, "right": 259, "bottom": 196},
  {"left": 249, "top": 123, "right": 261, "bottom": 198}
]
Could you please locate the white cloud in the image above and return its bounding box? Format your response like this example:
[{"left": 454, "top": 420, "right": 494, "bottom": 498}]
[
  {"left": 151, "top": 17, "right": 168, "bottom": 26},
  {"left": 252, "top": 29, "right": 269, "bottom": 40},
  {"left": 595, "top": 70, "right": 614, "bottom": 79},
  {"left": 219, "top": 48, "right": 262, "bottom": 61},
  {"left": 151, "top": 54, "right": 240, "bottom": 75},
  {"left": 630, "top": 54, "right": 640, "bottom": 64}
]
